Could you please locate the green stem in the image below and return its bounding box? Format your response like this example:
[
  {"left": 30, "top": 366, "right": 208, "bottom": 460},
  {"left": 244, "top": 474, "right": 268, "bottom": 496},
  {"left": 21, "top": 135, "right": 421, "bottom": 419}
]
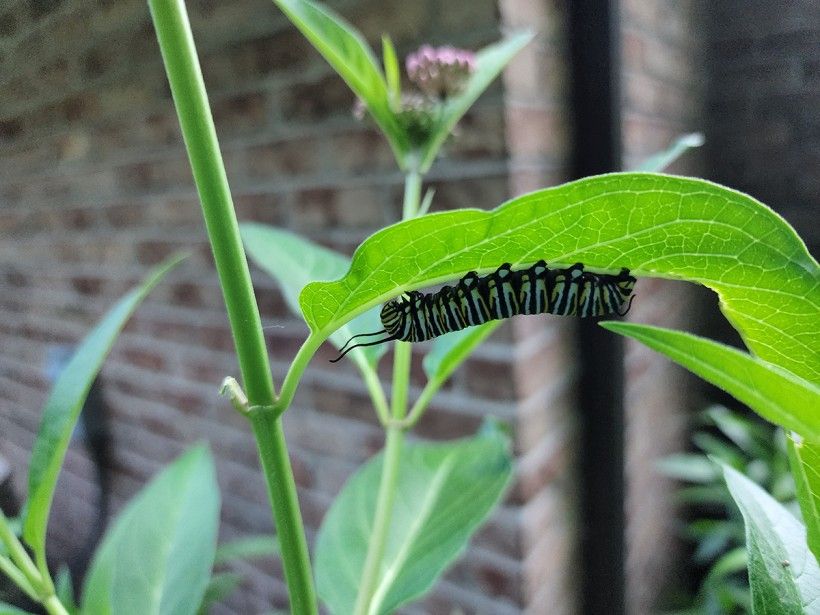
[
  {"left": 0, "top": 554, "right": 38, "bottom": 601},
  {"left": 362, "top": 363, "right": 391, "bottom": 426},
  {"left": 250, "top": 412, "right": 316, "bottom": 615},
  {"left": 402, "top": 169, "right": 422, "bottom": 219},
  {"left": 352, "top": 427, "right": 404, "bottom": 615},
  {"left": 148, "top": 1, "right": 316, "bottom": 612},
  {"left": 273, "top": 333, "right": 323, "bottom": 415},
  {"left": 42, "top": 594, "right": 70, "bottom": 615},
  {"left": 0, "top": 511, "right": 41, "bottom": 593}
]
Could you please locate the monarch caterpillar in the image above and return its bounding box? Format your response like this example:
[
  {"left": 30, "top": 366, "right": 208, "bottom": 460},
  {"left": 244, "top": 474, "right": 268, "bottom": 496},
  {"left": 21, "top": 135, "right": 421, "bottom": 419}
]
[{"left": 331, "top": 260, "right": 636, "bottom": 362}]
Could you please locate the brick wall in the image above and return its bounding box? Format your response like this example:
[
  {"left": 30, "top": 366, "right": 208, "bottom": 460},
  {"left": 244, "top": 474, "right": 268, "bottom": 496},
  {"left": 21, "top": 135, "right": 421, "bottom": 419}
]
[
  {"left": 704, "top": 0, "right": 819, "bottom": 250},
  {"left": 0, "top": 0, "right": 717, "bottom": 613}
]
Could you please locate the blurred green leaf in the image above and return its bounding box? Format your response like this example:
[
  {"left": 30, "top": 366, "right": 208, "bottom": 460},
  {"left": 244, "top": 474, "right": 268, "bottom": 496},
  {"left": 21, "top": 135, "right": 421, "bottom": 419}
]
[
  {"left": 241, "top": 223, "right": 387, "bottom": 370},
  {"left": 633, "top": 132, "right": 704, "bottom": 172},
  {"left": 722, "top": 464, "right": 820, "bottom": 614},
  {"left": 657, "top": 453, "right": 721, "bottom": 483},
  {"left": 601, "top": 323, "right": 820, "bottom": 439},
  {"left": 787, "top": 435, "right": 820, "bottom": 566},
  {"left": 0, "top": 604, "right": 33, "bottom": 615},
  {"left": 381, "top": 35, "right": 400, "bottom": 105},
  {"left": 23, "top": 254, "right": 185, "bottom": 559},
  {"left": 82, "top": 446, "right": 220, "bottom": 615},
  {"left": 272, "top": 0, "right": 408, "bottom": 160},
  {"left": 214, "top": 535, "right": 279, "bottom": 566},
  {"left": 315, "top": 421, "right": 513, "bottom": 615},
  {"left": 418, "top": 32, "right": 533, "bottom": 170},
  {"left": 55, "top": 565, "right": 78, "bottom": 614},
  {"left": 422, "top": 322, "right": 498, "bottom": 382},
  {"left": 197, "top": 572, "right": 242, "bottom": 615}
]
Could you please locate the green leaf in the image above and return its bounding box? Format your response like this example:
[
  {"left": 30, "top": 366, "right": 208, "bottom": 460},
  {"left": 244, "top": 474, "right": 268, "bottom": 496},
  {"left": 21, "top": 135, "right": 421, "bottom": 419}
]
[
  {"left": 722, "top": 464, "right": 820, "bottom": 614},
  {"left": 656, "top": 453, "right": 721, "bottom": 483},
  {"left": 197, "top": 572, "right": 242, "bottom": 615},
  {"left": 300, "top": 173, "right": 819, "bottom": 382},
  {"left": 315, "top": 421, "right": 513, "bottom": 615},
  {"left": 213, "top": 535, "right": 279, "bottom": 566},
  {"left": 241, "top": 222, "right": 387, "bottom": 369},
  {"left": 419, "top": 31, "right": 533, "bottom": 171},
  {"left": 633, "top": 132, "right": 704, "bottom": 172},
  {"left": 272, "top": 0, "right": 408, "bottom": 160},
  {"left": 0, "top": 605, "right": 33, "bottom": 615},
  {"left": 56, "top": 565, "right": 78, "bottom": 614},
  {"left": 600, "top": 322, "right": 820, "bottom": 439},
  {"left": 381, "top": 35, "right": 400, "bottom": 105},
  {"left": 787, "top": 435, "right": 820, "bottom": 565},
  {"left": 81, "top": 445, "right": 220, "bottom": 615},
  {"left": 422, "top": 322, "right": 498, "bottom": 381},
  {"left": 23, "top": 254, "right": 185, "bottom": 557}
]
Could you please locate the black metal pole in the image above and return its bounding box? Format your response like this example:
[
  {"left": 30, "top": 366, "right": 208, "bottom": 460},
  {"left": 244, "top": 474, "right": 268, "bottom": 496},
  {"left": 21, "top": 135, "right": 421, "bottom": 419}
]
[{"left": 567, "top": 1, "right": 625, "bottom": 614}]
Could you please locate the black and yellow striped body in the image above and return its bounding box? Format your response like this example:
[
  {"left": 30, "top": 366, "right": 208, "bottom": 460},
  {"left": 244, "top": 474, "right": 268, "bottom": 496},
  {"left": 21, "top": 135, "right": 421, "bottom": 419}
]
[{"left": 379, "top": 260, "right": 636, "bottom": 343}]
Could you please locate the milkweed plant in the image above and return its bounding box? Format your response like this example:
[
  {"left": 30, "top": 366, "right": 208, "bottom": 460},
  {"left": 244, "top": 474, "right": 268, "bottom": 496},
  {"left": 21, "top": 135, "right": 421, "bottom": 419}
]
[{"left": 0, "top": 0, "right": 818, "bottom": 614}]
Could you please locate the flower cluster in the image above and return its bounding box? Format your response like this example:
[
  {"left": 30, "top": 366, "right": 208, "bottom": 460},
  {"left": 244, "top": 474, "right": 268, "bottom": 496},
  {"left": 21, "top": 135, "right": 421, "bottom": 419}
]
[
  {"left": 353, "top": 44, "right": 476, "bottom": 146},
  {"left": 405, "top": 45, "right": 476, "bottom": 98}
]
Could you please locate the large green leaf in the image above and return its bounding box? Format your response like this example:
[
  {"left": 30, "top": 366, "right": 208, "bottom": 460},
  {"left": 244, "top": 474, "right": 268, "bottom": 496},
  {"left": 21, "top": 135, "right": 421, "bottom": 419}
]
[
  {"left": 300, "top": 173, "right": 819, "bottom": 382},
  {"left": 418, "top": 31, "right": 533, "bottom": 171},
  {"left": 81, "top": 445, "right": 220, "bottom": 615},
  {"left": 600, "top": 323, "right": 820, "bottom": 439},
  {"left": 271, "top": 0, "right": 408, "bottom": 160},
  {"left": 722, "top": 464, "right": 820, "bottom": 614},
  {"left": 314, "top": 421, "right": 513, "bottom": 615},
  {"left": 421, "top": 133, "right": 704, "bottom": 388},
  {"left": 787, "top": 435, "right": 820, "bottom": 565},
  {"left": 23, "top": 255, "right": 185, "bottom": 557},
  {"left": 241, "top": 223, "right": 386, "bottom": 369}
]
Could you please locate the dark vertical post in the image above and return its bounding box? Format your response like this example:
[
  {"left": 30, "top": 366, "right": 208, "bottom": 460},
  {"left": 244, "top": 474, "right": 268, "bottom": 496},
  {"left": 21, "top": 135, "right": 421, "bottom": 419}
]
[{"left": 567, "top": 1, "right": 625, "bottom": 614}]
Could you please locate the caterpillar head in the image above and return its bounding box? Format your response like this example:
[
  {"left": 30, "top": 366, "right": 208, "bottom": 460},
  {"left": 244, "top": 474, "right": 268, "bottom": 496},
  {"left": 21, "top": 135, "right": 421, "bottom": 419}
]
[{"left": 380, "top": 293, "right": 412, "bottom": 335}]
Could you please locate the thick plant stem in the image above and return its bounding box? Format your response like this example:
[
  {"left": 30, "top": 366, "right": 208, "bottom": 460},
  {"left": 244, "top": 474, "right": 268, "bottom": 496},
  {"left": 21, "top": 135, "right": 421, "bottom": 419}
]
[
  {"left": 251, "top": 411, "right": 316, "bottom": 615},
  {"left": 148, "top": 1, "right": 316, "bottom": 613}
]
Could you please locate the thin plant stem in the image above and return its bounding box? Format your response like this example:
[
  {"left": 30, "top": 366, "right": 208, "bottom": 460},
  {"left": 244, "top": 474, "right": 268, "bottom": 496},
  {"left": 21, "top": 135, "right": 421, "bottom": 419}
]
[
  {"left": 362, "top": 363, "right": 391, "bottom": 426},
  {"left": 0, "top": 510, "right": 41, "bottom": 593},
  {"left": 148, "top": 1, "right": 316, "bottom": 612},
  {"left": 354, "top": 168, "right": 421, "bottom": 614},
  {"left": 0, "top": 554, "right": 38, "bottom": 601}
]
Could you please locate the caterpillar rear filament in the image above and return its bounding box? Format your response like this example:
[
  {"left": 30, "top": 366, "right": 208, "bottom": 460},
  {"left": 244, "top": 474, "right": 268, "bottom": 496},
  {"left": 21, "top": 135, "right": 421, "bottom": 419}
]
[{"left": 331, "top": 260, "right": 636, "bottom": 362}]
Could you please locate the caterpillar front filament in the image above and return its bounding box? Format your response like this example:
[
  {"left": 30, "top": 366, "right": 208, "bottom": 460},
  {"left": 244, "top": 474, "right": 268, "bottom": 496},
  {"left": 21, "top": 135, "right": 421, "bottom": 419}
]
[{"left": 330, "top": 261, "right": 636, "bottom": 362}]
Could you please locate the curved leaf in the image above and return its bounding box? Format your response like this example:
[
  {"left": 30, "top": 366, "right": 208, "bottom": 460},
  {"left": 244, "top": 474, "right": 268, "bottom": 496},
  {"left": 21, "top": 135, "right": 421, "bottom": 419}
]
[
  {"left": 315, "top": 421, "right": 513, "bottom": 615},
  {"left": 419, "top": 31, "right": 534, "bottom": 171},
  {"left": 722, "top": 464, "right": 820, "bottom": 614},
  {"left": 241, "top": 222, "right": 386, "bottom": 368},
  {"left": 601, "top": 322, "right": 820, "bottom": 439},
  {"left": 300, "top": 173, "right": 819, "bottom": 382},
  {"left": 23, "top": 254, "right": 185, "bottom": 557},
  {"left": 82, "top": 445, "right": 220, "bottom": 615},
  {"left": 272, "top": 0, "right": 408, "bottom": 159},
  {"left": 787, "top": 436, "right": 820, "bottom": 565}
]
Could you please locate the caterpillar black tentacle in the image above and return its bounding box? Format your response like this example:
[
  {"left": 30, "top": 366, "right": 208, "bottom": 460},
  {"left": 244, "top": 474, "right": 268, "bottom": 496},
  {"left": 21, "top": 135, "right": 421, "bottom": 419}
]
[{"left": 330, "top": 260, "right": 636, "bottom": 362}]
